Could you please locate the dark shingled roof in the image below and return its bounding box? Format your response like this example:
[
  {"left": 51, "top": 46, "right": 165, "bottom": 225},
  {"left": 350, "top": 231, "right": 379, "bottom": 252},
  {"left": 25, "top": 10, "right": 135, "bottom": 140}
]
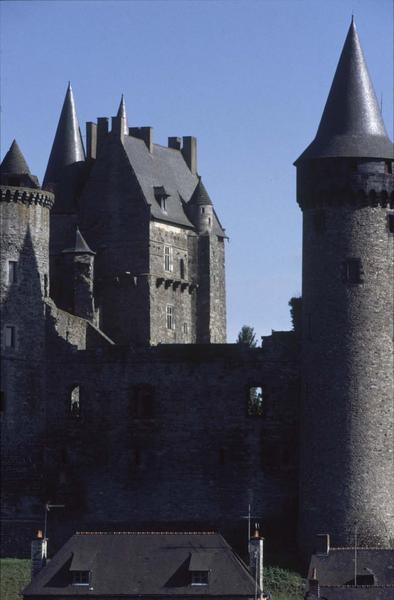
[
  {"left": 308, "top": 547, "right": 394, "bottom": 586},
  {"left": 43, "top": 83, "right": 85, "bottom": 187},
  {"left": 23, "top": 532, "right": 256, "bottom": 597},
  {"left": 62, "top": 228, "right": 95, "bottom": 255},
  {"left": 189, "top": 177, "right": 213, "bottom": 206},
  {"left": 296, "top": 19, "right": 394, "bottom": 163},
  {"left": 0, "top": 140, "right": 32, "bottom": 175}
]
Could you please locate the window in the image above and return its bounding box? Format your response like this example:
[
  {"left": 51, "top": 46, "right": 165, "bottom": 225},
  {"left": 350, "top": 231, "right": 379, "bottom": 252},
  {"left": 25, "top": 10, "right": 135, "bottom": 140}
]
[
  {"left": 129, "top": 385, "right": 154, "bottom": 419},
  {"left": 180, "top": 258, "right": 185, "bottom": 279},
  {"left": 384, "top": 161, "right": 392, "bottom": 174},
  {"left": 388, "top": 214, "right": 394, "bottom": 234},
  {"left": 201, "top": 207, "right": 205, "bottom": 214},
  {"left": 191, "top": 571, "right": 209, "bottom": 586},
  {"left": 183, "top": 322, "right": 188, "bottom": 335},
  {"left": 164, "top": 246, "right": 173, "bottom": 272},
  {"left": 160, "top": 197, "right": 167, "bottom": 213},
  {"left": 5, "top": 326, "right": 15, "bottom": 348},
  {"left": 44, "top": 274, "right": 48, "bottom": 297},
  {"left": 70, "top": 386, "right": 80, "bottom": 418},
  {"left": 166, "top": 305, "right": 174, "bottom": 330},
  {"left": 342, "top": 258, "right": 363, "bottom": 284},
  {"left": 72, "top": 571, "right": 90, "bottom": 586},
  {"left": 8, "top": 261, "right": 17, "bottom": 284},
  {"left": 247, "top": 386, "right": 264, "bottom": 416}
]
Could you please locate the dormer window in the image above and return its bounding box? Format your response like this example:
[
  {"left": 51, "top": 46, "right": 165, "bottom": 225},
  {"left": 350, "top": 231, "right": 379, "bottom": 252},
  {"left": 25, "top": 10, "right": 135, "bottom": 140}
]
[
  {"left": 191, "top": 570, "right": 209, "bottom": 586},
  {"left": 154, "top": 186, "right": 169, "bottom": 214},
  {"left": 72, "top": 570, "right": 90, "bottom": 586}
]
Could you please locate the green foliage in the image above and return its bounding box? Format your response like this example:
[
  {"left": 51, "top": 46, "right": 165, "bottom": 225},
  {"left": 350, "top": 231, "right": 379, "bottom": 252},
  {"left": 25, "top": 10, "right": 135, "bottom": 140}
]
[
  {"left": 0, "top": 559, "right": 30, "bottom": 600},
  {"left": 237, "top": 325, "right": 258, "bottom": 347},
  {"left": 264, "top": 565, "right": 304, "bottom": 599}
]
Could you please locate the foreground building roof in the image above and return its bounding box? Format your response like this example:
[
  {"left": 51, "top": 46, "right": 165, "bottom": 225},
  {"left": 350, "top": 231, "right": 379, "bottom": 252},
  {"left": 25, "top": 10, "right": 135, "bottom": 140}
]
[
  {"left": 23, "top": 532, "right": 256, "bottom": 598},
  {"left": 296, "top": 18, "right": 394, "bottom": 163}
]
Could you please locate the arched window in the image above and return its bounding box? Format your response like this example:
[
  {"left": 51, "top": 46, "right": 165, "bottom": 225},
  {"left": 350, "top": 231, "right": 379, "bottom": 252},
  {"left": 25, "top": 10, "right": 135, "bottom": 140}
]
[{"left": 70, "top": 385, "right": 80, "bottom": 418}]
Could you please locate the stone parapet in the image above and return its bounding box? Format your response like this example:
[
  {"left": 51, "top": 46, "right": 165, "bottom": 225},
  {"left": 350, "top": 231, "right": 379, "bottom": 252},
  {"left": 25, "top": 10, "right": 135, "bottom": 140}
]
[{"left": 0, "top": 185, "right": 54, "bottom": 209}]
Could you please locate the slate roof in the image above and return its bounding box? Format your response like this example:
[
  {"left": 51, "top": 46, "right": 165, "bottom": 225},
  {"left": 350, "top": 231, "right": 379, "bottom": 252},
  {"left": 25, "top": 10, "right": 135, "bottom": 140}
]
[
  {"left": 308, "top": 547, "right": 394, "bottom": 586},
  {"left": 189, "top": 177, "right": 213, "bottom": 206},
  {"left": 296, "top": 19, "right": 394, "bottom": 163},
  {"left": 43, "top": 82, "right": 85, "bottom": 188},
  {"left": 123, "top": 136, "right": 226, "bottom": 237},
  {"left": 62, "top": 228, "right": 95, "bottom": 255},
  {"left": 23, "top": 532, "right": 256, "bottom": 597},
  {"left": 0, "top": 140, "right": 32, "bottom": 175}
]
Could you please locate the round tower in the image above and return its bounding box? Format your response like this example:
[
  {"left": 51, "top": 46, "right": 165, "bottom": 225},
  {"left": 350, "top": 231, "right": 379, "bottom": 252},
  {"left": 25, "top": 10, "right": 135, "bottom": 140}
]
[
  {"left": 188, "top": 176, "right": 214, "bottom": 233},
  {"left": 0, "top": 141, "right": 54, "bottom": 531},
  {"left": 296, "top": 20, "right": 394, "bottom": 554}
]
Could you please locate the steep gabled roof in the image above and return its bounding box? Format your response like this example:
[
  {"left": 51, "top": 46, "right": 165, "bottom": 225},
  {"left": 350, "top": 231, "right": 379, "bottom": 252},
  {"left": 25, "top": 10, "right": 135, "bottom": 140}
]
[
  {"left": 23, "top": 532, "right": 256, "bottom": 597},
  {"left": 0, "top": 140, "right": 31, "bottom": 174},
  {"left": 43, "top": 83, "right": 85, "bottom": 187},
  {"left": 296, "top": 19, "right": 394, "bottom": 163}
]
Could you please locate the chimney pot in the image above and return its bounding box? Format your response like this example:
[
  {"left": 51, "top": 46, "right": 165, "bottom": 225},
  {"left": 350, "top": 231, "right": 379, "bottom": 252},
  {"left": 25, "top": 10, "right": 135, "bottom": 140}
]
[{"left": 168, "top": 136, "right": 182, "bottom": 150}]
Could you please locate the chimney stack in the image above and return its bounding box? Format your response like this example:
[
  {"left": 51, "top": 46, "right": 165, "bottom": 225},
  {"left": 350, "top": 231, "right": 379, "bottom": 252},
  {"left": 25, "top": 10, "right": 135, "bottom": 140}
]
[
  {"left": 97, "top": 117, "right": 109, "bottom": 155},
  {"left": 86, "top": 122, "right": 97, "bottom": 160},
  {"left": 111, "top": 116, "right": 125, "bottom": 144},
  {"left": 31, "top": 530, "right": 47, "bottom": 579},
  {"left": 248, "top": 525, "right": 264, "bottom": 598},
  {"left": 168, "top": 136, "right": 182, "bottom": 150},
  {"left": 129, "top": 127, "right": 153, "bottom": 153},
  {"left": 182, "top": 136, "right": 197, "bottom": 175},
  {"left": 315, "top": 533, "right": 330, "bottom": 556},
  {"left": 307, "top": 568, "right": 320, "bottom": 598}
]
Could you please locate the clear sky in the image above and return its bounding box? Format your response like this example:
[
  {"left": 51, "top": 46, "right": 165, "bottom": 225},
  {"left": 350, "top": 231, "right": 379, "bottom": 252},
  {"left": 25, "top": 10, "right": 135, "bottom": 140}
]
[{"left": 1, "top": 0, "right": 393, "bottom": 342}]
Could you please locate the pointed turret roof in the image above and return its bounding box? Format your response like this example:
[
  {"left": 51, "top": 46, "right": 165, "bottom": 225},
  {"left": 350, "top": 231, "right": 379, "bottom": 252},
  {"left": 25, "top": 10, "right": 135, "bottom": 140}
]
[
  {"left": 296, "top": 19, "right": 393, "bottom": 163},
  {"left": 117, "top": 94, "right": 129, "bottom": 136},
  {"left": 62, "top": 227, "right": 95, "bottom": 255},
  {"left": 43, "top": 83, "right": 85, "bottom": 187},
  {"left": 0, "top": 140, "right": 31, "bottom": 174},
  {"left": 189, "top": 177, "right": 213, "bottom": 206}
]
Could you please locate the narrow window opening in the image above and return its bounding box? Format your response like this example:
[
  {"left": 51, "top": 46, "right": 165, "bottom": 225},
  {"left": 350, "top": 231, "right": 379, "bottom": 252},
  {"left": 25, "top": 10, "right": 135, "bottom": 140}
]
[
  {"left": 388, "top": 214, "right": 394, "bottom": 234},
  {"left": 208, "top": 217, "right": 211, "bottom": 225},
  {"left": 8, "top": 261, "right": 17, "bottom": 284},
  {"left": 164, "top": 246, "right": 173, "bottom": 272},
  {"left": 180, "top": 258, "right": 185, "bottom": 279},
  {"left": 70, "top": 386, "right": 80, "bottom": 418},
  {"left": 166, "top": 304, "right": 174, "bottom": 330},
  {"left": 247, "top": 386, "right": 264, "bottom": 416},
  {"left": 183, "top": 322, "right": 188, "bottom": 335},
  {"left": 4, "top": 326, "right": 16, "bottom": 348},
  {"left": 384, "top": 161, "right": 392, "bottom": 174},
  {"left": 44, "top": 274, "right": 49, "bottom": 297},
  {"left": 0, "top": 390, "right": 5, "bottom": 414},
  {"left": 342, "top": 258, "right": 363, "bottom": 284},
  {"left": 201, "top": 207, "right": 205, "bottom": 214}
]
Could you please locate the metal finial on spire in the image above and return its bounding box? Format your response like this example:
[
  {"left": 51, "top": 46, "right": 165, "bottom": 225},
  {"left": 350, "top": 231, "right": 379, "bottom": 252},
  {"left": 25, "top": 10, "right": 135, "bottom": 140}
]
[
  {"left": 117, "top": 94, "right": 129, "bottom": 136},
  {"left": 295, "top": 20, "right": 393, "bottom": 162}
]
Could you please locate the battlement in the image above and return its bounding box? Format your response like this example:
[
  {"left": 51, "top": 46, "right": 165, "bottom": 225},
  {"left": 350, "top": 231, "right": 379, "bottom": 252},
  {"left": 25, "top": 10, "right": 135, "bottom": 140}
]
[
  {"left": 296, "top": 158, "right": 394, "bottom": 210},
  {"left": 0, "top": 185, "right": 54, "bottom": 209}
]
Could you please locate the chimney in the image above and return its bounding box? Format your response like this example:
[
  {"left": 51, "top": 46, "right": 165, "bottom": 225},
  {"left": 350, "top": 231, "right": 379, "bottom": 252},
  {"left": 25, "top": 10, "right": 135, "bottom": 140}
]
[
  {"left": 97, "top": 117, "right": 109, "bottom": 155},
  {"left": 168, "top": 136, "right": 182, "bottom": 150},
  {"left": 111, "top": 115, "right": 125, "bottom": 144},
  {"left": 182, "top": 136, "right": 197, "bottom": 175},
  {"left": 248, "top": 525, "right": 264, "bottom": 597},
  {"left": 86, "top": 122, "right": 97, "bottom": 160},
  {"left": 31, "top": 530, "right": 47, "bottom": 579},
  {"left": 307, "top": 569, "right": 320, "bottom": 598},
  {"left": 129, "top": 127, "right": 153, "bottom": 153},
  {"left": 315, "top": 533, "right": 330, "bottom": 556}
]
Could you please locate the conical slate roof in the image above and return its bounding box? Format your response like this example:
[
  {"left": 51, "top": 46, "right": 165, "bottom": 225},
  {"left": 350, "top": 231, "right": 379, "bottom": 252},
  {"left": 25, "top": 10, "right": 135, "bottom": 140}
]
[
  {"left": 117, "top": 94, "right": 129, "bottom": 136},
  {"left": 296, "top": 19, "right": 393, "bottom": 163},
  {"left": 62, "top": 227, "right": 95, "bottom": 255},
  {"left": 189, "top": 177, "right": 213, "bottom": 206},
  {"left": 0, "top": 140, "right": 31, "bottom": 174},
  {"left": 43, "top": 83, "right": 85, "bottom": 187}
]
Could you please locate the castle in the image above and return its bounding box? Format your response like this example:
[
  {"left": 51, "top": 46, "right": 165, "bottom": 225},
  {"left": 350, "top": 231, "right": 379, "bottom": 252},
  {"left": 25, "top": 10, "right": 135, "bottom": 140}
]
[{"left": 1, "top": 19, "right": 393, "bottom": 560}]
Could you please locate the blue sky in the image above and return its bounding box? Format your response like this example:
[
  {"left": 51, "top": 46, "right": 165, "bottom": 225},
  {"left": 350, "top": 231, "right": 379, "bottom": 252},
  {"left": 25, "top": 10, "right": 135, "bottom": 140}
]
[{"left": 1, "top": 0, "right": 393, "bottom": 342}]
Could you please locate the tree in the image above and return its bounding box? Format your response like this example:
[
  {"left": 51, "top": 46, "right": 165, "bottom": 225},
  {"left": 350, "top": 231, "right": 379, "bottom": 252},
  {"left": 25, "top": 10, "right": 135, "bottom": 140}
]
[{"left": 236, "top": 325, "right": 257, "bottom": 347}]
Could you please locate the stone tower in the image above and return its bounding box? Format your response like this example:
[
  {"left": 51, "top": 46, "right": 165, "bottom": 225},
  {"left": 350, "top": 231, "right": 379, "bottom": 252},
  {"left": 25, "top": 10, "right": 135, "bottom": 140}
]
[
  {"left": 0, "top": 141, "right": 54, "bottom": 519},
  {"left": 296, "top": 19, "right": 394, "bottom": 553}
]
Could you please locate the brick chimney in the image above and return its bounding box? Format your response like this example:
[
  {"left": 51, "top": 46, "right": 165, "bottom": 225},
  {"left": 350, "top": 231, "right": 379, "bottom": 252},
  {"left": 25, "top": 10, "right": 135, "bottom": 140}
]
[
  {"left": 182, "top": 136, "right": 197, "bottom": 175},
  {"left": 306, "top": 568, "right": 320, "bottom": 598},
  {"left": 129, "top": 127, "right": 153, "bottom": 153},
  {"left": 31, "top": 530, "right": 47, "bottom": 579}
]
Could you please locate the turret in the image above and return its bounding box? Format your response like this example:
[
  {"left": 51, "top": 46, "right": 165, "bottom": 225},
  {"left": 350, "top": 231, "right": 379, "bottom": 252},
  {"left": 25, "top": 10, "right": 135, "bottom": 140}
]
[
  {"left": 61, "top": 228, "right": 96, "bottom": 322},
  {"left": 296, "top": 19, "right": 394, "bottom": 555},
  {"left": 188, "top": 176, "right": 214, "bottom": 233}
]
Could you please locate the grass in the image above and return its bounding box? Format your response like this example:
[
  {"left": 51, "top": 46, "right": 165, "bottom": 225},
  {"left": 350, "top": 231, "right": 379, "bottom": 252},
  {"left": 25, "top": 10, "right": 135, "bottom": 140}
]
[
  {"left": 0, "top": 559, "right": 304, "bottom": 600},
  {"left": 0, "top": 559, "right": 30, "bottom": 600}
]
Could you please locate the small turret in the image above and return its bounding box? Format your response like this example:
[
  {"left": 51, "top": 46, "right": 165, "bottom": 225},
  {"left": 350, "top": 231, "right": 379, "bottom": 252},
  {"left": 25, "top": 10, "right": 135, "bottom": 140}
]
[
  {"left": 0, "top": 140, "right": 39, "bottom": 188},
  {"left": 188, "top": 177, "right": 214, "bottom": 233},
  {"left": 43, "top": 82, "right": 86, "bottom": 213},
  {"left": 61, "top": 228, "right": 96, "bottom": 322}
]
